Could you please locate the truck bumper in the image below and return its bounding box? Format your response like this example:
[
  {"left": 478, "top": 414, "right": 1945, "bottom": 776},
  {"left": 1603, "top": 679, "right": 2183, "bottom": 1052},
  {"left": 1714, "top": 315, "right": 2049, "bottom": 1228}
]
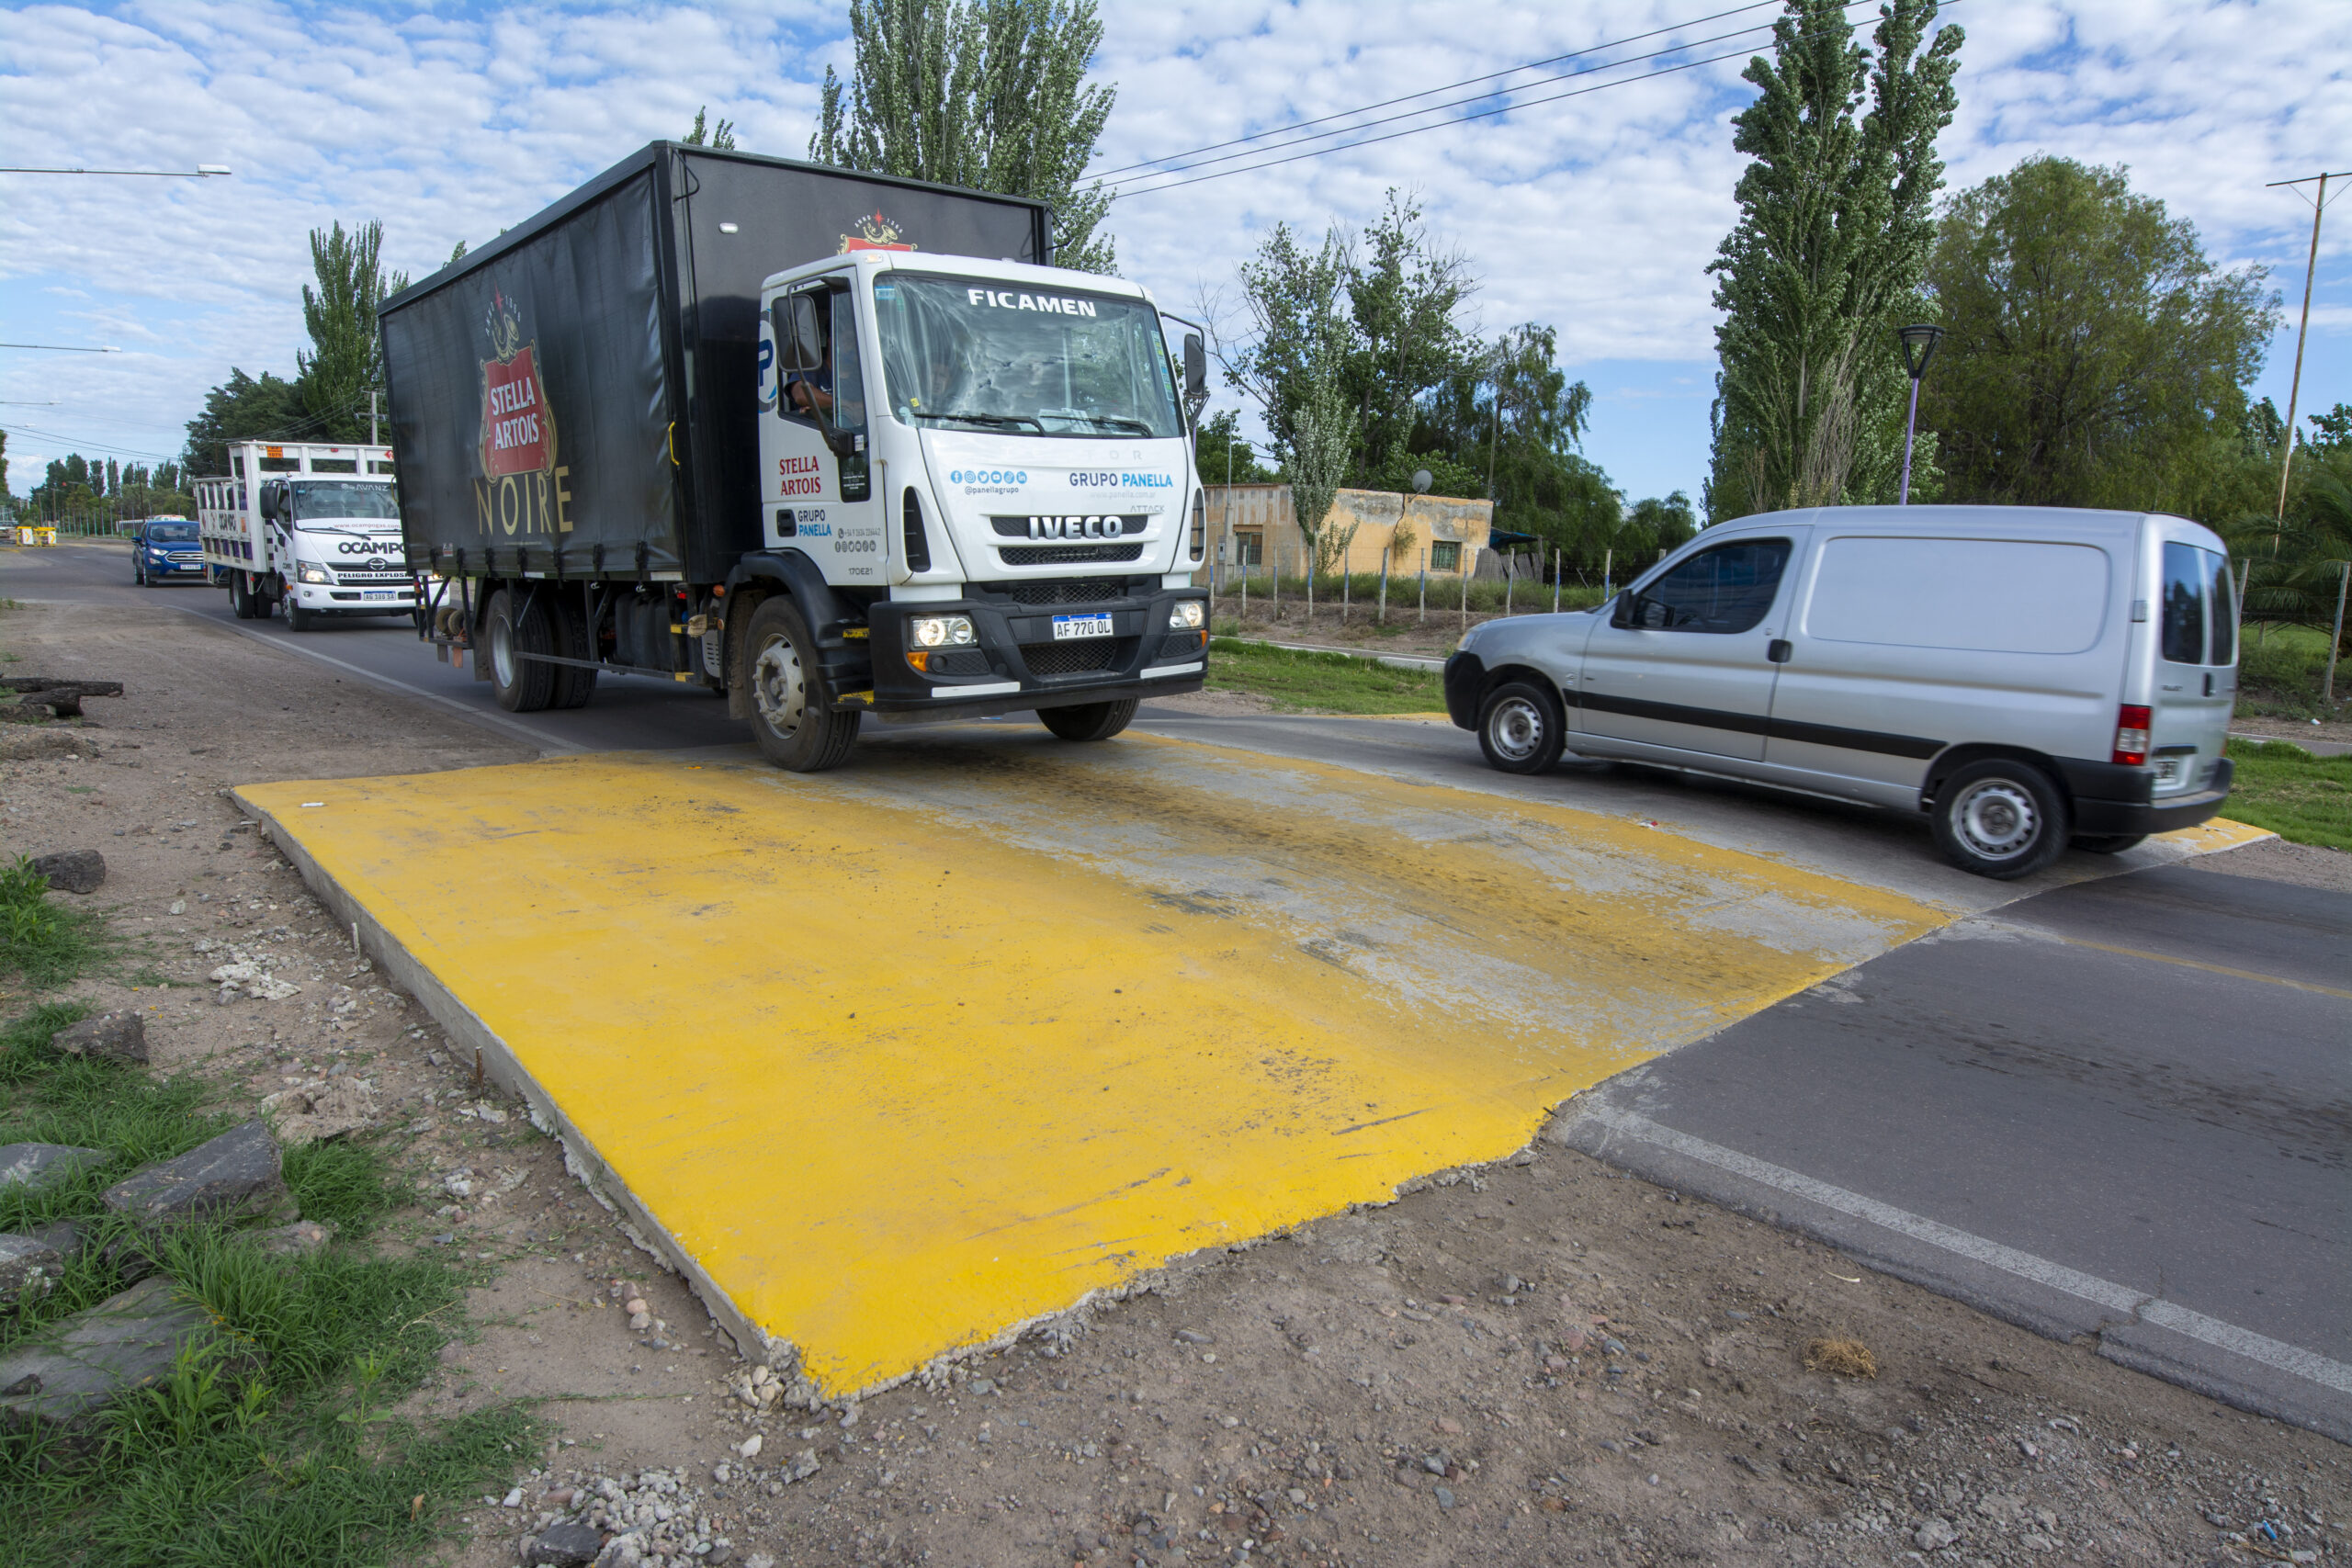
[{"left": 860, "top": 579, "right": 1208, "bottom": 716}]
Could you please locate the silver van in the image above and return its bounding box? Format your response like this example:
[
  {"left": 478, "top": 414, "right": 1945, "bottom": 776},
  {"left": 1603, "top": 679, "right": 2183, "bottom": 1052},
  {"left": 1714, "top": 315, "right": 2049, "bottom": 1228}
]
[{"left": 1442, "top": 506, "right": 2239, "bottom": 878}]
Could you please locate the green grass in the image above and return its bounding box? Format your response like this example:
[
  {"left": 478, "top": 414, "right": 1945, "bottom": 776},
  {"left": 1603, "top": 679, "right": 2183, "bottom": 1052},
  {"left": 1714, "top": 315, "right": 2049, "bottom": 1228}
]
[
  {"left": 2237, "top": 622, "right": 2346, "bottom": 721},
  {"left": 0, "top": 1007, "right": 531, "bottom": 1568},
  {"left": 2222, "top": 738, "right": 2352, "bottom": 851},
  {"left": 1205, "top": 637, "right": 1449, "bottom": 715},
  {"left": 1221, "top": 570, "right": 1611, "bottom": 615},
  {"left": 0, "top": 857, "right": 115, "bottom": 996}
]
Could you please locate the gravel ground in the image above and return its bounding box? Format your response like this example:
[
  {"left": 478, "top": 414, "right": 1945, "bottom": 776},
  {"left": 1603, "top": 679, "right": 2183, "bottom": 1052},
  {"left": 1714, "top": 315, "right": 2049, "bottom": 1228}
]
[{"left": 3, "top": 600, "right": 2342, "bottom": 1568}]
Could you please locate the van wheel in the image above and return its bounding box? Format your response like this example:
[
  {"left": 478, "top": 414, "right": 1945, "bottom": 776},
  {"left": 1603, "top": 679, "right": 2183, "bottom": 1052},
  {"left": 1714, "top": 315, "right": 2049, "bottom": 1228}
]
[
  {"left": 1478, "top": 680, "right": 1566, "bottom": 774},
  {"left": 1040, "top": 700, "right": 1138, "bottom": 742},
  {"left": 230, "top": 571, "right": 257, "bottom": 620},
  {"left": 2070, "top": 833, "right": 2147, "bottom": 855},
  {"left": 485, "top": 587, "right": 556, "bottom": 712},
  {"left": 746, "top": 596, "right": 861, "bottom": 771},
  {"left": 1932, "top": 758, "right": 2070, "bottom": 879}
]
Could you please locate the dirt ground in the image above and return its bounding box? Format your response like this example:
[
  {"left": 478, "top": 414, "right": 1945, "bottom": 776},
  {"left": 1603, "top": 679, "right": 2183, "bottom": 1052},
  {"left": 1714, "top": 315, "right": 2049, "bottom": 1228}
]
[{"left": 2, "top": 599, "right": 2345, "bottom": 1568}]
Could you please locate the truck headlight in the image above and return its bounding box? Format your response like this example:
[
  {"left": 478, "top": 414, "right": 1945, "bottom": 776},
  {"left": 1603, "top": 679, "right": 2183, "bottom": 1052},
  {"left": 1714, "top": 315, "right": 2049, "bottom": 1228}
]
[
  {"left": 910, "top": 614, "right": 976, "bottom": 648},
  {"left": 1169, "top": 601, "right": 1204, "bottom": 629},
  {"left": 298, "top": 563, "right": 332, "bottom": 584}
]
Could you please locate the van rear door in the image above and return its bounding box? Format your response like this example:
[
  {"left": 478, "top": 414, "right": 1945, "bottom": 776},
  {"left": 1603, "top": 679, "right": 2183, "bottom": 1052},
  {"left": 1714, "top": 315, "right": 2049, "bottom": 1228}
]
[{"left": 2149, "top": 530, "right": 2237, "bottom": 798}]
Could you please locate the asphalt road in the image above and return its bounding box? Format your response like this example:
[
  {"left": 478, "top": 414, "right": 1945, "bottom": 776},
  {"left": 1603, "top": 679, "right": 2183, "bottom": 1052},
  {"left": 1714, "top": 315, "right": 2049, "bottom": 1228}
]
[{"left": 15, "top": 539, "right": 2348, "bottom": 1437}]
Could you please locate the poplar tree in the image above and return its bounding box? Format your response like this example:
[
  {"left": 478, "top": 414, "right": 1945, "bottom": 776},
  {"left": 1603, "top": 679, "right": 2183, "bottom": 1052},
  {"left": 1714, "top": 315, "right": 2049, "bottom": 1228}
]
[
  {"left": 807, "top": 0, "right": 1119, "bottom": 272},
  {"left": 1704, "top": 0, "right": 1962, "bottom": 521},
  {"left": 297, "top": 220, "right": 408, "bottom": 441}
]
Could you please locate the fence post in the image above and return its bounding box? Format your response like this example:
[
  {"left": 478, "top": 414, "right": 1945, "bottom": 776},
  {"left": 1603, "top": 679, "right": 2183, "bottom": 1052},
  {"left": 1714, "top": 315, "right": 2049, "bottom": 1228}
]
[
  {"left": 2326, "top": 559, "right": 2349, "bottom": 706},
  {"left": 1342, "top": 559, "right": 1351, "bottom": 626},
  {"left": 1306, "top": 546, "right": 1314, "bottom": 626},
  {"left": 1379, "top": 549, "right": 1389, "bottom": 625},
  {"left": 1460, "top": 552, "right": 1469, "bottom": 633},
  {"left": 1553, "top": 547, "right": 1561, "bottom": 614},
  {"left": 1506, "top": 558, "right": 1514, "bottom": 617},
  {"left": 1419, "top": 551, "right": 1427, "bottom": 624}
]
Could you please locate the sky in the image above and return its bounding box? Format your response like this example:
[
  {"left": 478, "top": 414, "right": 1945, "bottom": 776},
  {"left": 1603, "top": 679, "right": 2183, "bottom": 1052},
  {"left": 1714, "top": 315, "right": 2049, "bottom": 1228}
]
[{"left": 1, "top": 0, "right": 2346, "bottom": 510}]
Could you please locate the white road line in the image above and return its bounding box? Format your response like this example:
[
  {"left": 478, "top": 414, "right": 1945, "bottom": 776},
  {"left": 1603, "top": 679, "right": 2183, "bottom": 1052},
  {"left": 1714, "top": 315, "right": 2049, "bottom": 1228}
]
[{"left": 1568, "top": 1104, "right": 2352, "bottom": 1397}]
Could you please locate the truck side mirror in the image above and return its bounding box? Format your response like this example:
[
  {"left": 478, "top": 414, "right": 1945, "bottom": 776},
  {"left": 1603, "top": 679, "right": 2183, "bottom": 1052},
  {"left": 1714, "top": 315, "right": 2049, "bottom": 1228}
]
[
  {"left": 259, "top": 482, "right": 282, "bottom": 522},
  {"left": 1183, "top": 333, "right": 1207, "bottom": 406},
  {"left": 774, "top": 294, "right": 824, "bottom": 375}
]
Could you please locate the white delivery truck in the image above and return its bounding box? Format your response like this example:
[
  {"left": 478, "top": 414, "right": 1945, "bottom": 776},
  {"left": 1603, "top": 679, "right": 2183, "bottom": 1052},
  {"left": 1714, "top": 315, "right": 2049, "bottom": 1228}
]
[
  {"left": 196, "top": 440, "right": 418, "bottom": 630},
  {"left": 379, "top": 142, "right": 1211, "bottom": 770}
]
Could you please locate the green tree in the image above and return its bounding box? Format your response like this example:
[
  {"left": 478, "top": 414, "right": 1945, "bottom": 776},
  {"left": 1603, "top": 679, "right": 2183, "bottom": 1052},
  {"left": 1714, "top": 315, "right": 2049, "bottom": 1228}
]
[
  {"left": 0, "top": 430, "right": 10, "bottom": 502},
  {"left": 296, "top": 220, "right": 410, "bottom": 443},
  {"left": 1344, "top": 192, "right": 1478, "bottom": 477},
  {"left": 1919, "top": 156, "right": 2278, "bottom": 515},
  {"left": 1193, "top": 408, "right": 1276, "bottom": 486},
  {"left": 684, "top": 106, "right": 740, "bottom": 150},
  {"left": 808, "top": 0, "right": 1118, "bottom": 272},
  {"left": 183, "top": 368, "right": 307, "bottom": 477},
  {"left": 1705, "top": 0, "right": 1963, "bottom": 522}
]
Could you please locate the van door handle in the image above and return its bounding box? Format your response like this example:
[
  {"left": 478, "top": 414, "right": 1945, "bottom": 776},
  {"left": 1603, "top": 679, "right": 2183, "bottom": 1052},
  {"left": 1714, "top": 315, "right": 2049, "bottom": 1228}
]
[{"left": 1767, "top": 638, "right": 1792, "bottom": 664}]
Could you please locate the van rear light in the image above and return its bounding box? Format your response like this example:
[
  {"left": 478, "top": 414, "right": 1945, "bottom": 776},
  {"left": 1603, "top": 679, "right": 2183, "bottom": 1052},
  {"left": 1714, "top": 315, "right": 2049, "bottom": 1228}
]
[{"left": 2112, "top": 705, "right": 2151, "bottom": 766}]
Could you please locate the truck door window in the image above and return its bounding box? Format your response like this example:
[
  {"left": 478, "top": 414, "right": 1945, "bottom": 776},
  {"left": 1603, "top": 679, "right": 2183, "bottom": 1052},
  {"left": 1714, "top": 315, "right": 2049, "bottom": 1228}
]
[
  {"left": 2160, "top": 541, "right": 2207, "bottom": 665},
  {"left": 1625, "top": 538, "right": 1791, "bottom": 633},
  {"left": 781, "top": 282, "right": 869, "bottom": 503}
]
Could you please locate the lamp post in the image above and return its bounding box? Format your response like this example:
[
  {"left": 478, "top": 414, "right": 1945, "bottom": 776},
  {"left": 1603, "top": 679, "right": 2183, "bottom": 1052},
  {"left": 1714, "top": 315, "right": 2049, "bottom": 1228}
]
[{"left": 1896, "top": 323, "right": 1943, "bottom": 505}]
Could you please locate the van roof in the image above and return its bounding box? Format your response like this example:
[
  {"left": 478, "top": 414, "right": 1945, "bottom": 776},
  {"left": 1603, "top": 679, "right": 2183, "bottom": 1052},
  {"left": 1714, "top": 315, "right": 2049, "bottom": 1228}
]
[{"left": 1714, "top": 504, "right": 2218, "bottom": 547}]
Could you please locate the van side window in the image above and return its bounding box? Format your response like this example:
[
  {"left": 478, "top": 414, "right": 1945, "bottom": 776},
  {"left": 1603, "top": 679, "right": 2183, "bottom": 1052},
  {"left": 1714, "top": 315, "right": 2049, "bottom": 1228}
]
[
  {"left": 1629, "top": 538, "right": 1792, "bottom": 634},
  {"left": 2160, "top": 542, "right": 2206, "bottom": 665},
  {"left": 2208, "top": 552, "right": 2236, "bottom": 666}
]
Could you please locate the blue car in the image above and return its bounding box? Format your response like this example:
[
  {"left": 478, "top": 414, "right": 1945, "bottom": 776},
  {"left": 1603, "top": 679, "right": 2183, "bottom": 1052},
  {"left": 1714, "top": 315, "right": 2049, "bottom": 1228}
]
[{"left": 132, "top": 518, "right": 206, "bottom": 585}]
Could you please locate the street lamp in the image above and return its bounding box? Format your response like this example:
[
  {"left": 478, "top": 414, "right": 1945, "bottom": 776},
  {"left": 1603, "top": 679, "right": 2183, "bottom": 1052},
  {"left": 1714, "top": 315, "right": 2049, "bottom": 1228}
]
[{"left": 1896, "top": 322, "right": 1944, "bottom": 506}]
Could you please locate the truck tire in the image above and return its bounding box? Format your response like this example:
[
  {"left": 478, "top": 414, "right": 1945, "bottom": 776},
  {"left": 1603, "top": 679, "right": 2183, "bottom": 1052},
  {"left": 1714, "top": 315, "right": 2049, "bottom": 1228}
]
[
  {"left": 1039, "top": 700, "right": 1138, "bottom": 742},
  {"left": 745, "top": 596, "right": 860, "bottom": 771},
  {"left": 230, "top": 571, "right": 257, "bottom": 619},
  {"left": 1477, "top": 680, "right": 1566, "bottom": 774},
  {"left": 548, "top": 593, "right": 599, "bottom": 710},
  {"left": 485, "top": 587, "right": 557, "bottom": 713},
  {"left": 1931, "top": 757, "right": 2070, "bottom": 879},
  {"left": 286, "top": 602, "right": 315, "bottom": 632}
]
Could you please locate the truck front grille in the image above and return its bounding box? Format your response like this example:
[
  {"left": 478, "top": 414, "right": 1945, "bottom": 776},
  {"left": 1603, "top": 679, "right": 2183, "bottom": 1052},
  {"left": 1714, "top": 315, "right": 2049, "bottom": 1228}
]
[
  {"left": 1021, "top": 637, "right": 1134, "bottom": 677},
  {"left": 1004, "top": 578, "right": 1123, "bottom": 606},
  {"left": 999, "top": 543, "right": 1143, "bottom": 567}
]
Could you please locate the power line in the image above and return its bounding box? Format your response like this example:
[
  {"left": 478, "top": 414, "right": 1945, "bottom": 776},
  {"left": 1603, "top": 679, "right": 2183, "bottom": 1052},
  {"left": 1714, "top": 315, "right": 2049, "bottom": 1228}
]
[
  {"left": 0, "top": 342, "right": 119, "bottom": 353},
  {"left": 1090, "top": 0, "right": 1786, "bottom": 179},
  {"left": 1, "top": 165, "right": 232, "bottom": 178}
]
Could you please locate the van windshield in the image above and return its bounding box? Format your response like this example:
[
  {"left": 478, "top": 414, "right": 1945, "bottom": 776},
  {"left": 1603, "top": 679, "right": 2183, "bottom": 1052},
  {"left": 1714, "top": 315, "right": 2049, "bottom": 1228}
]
[
  {"left": 290, "top": 480, "right": 399, "bottom": 526},
  {"left": 872, "top": 275, "right": 1183, "bottom": 438}
]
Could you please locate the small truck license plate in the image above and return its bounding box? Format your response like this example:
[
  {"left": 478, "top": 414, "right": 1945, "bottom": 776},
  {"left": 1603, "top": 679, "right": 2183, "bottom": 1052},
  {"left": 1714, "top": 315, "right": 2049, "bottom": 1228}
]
[{"left": 1051, "top": 613, "right": 1114, "bottom": 640}]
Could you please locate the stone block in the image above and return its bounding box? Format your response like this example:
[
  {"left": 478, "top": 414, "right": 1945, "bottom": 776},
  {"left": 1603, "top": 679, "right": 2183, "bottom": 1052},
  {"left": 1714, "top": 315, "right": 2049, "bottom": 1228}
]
[
  {"left": 28, "top": 849, "right": 105, "bottom": 894},
  {"left": 0, "top": 1276, "right": 259, "bottom": 1438},
  {"left": 51, "top": 1011, "right": 146, "bottom": 1063},
  {"left": 101, "top": 1121, "right": 288, "bottom": 1228},
  {"left": 525, "top": 1520, "right": 606, "bottom": 1566},
  {"left": 0, "top": 1234, "right": 66, "bottom": 1309},
  {"left": 0, "top": 1143, "right": 107, "bottom": 1193}
]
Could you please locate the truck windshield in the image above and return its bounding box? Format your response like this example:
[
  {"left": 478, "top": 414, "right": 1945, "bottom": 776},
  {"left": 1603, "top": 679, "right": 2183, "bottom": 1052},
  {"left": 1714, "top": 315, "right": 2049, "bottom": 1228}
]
[
  {"left": 290, "top": 480, "right": 399, "bottom": 525},
  {"left": 873, "top": 275, "right": 1182, "bottom": 439}
]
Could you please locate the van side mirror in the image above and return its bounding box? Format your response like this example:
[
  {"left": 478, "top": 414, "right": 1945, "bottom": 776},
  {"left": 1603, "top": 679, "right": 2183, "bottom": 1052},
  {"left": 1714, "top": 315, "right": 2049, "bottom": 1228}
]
[
  {"left": 1183, "top": 333, "right": 1207, "bottom": 407},
  {"left": 774, "top": 294, "right": 824, "bottom": 375},
  {"left": 1611, "top": 591, "right": 1637, "bottom": 628}
]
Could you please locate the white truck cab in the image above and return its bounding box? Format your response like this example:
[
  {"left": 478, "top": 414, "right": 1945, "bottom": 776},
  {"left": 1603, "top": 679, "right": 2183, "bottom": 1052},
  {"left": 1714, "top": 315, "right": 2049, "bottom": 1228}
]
[{"left": 198, "top": 441, "right": 415, "bottom": 630}]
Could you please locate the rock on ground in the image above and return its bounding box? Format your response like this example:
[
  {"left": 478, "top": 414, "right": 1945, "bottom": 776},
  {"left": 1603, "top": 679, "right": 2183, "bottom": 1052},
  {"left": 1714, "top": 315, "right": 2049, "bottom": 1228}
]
[
  {"left": 101, "top": 1120, "right": 289, "bottom": 1227},
  {"left": 250, "top": 1219, "right": 333, "bottom": 1257},
  {"left": 0, "top": 1233, "right": 66, "bottom": 1308},
  {"left": 0, "top": 1143, "right": 107, "bottom": 1192},
  {"left": 51, "top": 1011, "right": 146, "bottom": 1063},
  {"left": 29, "top": 849, "right": 105, "bottom": 894},
  {"left": 521, "top": 1518, "right": 604, "bottom": 1566},
  {"left": 266, "top": 1077, "right": 380, "bottom": 1144},
  {"left": 0, "top": 1276, "right": 260, "bottom": 1438}
]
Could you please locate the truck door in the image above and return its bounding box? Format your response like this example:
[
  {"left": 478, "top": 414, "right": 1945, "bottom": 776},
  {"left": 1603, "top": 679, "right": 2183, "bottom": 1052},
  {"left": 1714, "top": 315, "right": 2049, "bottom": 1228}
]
[
  {"left": 1571, "top": 530, "right": 1805, "bottom": 763},
  {"left": 761, "top": 276, "right": 882, "bottom": 583}
]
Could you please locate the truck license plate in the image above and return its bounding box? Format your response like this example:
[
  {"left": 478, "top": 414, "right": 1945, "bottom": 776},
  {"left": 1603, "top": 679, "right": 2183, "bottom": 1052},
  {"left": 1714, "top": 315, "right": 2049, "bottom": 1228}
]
[
  {"left": 1051, "top": 613, "right": 1114, "bottom": 640},
  {"left": 364, "top": 591, "right": 403, "bottom": 601}
]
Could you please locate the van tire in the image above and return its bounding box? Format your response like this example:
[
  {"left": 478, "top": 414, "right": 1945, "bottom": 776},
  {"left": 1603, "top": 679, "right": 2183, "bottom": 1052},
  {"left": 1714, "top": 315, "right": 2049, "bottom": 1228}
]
[
  {"left": 745, "top": 596, "right": 861, "bottom": 772},
  {"left": 1040, "top": 700, "right": 1138, "bottom": 742},
  {"left": 1932, "top": 758, "right": 2070, "bottom": 879},
  {"left": 1478, "top": 680, "right": 1566, "bottom": 774},
  {"left": 485, "top": 587, "right": 556, "bottom": 713},
  {"left": 2070, "top": 833, "right": 2147, "bottom": 855},
  {"left": 547, "top": 593, "right": 599, "bottom": 710}
]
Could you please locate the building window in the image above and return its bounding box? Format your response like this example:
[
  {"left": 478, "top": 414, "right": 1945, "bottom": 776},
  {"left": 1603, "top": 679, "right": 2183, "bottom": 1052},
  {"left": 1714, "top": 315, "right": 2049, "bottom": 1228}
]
[
  {"left": 1430, "top": 540, "right": 1461, "bottom": 571},
  {"left": 1234, "top": 530, "right": 1264, "bottom": 567}
]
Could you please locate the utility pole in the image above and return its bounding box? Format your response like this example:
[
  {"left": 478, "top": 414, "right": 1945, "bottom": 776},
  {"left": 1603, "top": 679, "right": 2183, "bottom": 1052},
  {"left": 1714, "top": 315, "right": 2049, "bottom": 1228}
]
[
  {"left": 2268, "top": 171, "right": 2350, "bottom": 539},
  {"left": 370, "top": 390, "right": 379, "bottom": 446}
]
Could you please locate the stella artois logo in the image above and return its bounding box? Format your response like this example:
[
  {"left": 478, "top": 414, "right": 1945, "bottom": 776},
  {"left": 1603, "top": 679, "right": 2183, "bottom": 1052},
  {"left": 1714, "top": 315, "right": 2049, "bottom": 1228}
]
[
  {"left": 839, "top": 209, "right": 916, "bottom": 254},
  {"left": 474, "top": 290, "right": 573, "bottom": 536}
]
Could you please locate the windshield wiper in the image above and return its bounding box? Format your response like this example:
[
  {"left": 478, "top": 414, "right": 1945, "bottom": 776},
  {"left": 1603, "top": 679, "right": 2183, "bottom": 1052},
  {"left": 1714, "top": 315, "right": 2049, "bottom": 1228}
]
[
  {"left": 1052, "top": 413, "right": 1156, "bottom": 435},
  {"left": 916, "top": 409, "right": 1044, "bottom": 432}
]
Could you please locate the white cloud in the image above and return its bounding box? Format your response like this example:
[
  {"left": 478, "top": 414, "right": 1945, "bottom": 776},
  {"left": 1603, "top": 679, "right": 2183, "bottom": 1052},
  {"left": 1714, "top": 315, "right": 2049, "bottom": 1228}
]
[{"left": 2, "top": 0, "right": 2344, "bottom": 504}]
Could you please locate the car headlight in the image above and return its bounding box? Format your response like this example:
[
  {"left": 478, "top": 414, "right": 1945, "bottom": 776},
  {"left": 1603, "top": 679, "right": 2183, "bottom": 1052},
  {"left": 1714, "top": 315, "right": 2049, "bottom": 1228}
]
[
  {"left": 1168, "top": 601, "right": 1205, "bottom": 629},
  {"left": 298, "top": 563, "right": 333, "bottom": 584},
  {"left": 910, "top": 614, "right": 976, "bottom": 648},
  {"left": 1454, "top": 624, "right": 1482, "bottom": 653}
]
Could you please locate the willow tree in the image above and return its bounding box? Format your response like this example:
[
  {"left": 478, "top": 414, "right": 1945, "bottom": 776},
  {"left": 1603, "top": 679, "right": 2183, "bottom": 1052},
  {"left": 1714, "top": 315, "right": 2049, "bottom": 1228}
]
[
  {"left": 808, "top": 0, "right": 1118, "bottom": 272},
  {"left": 1704, "top": 0, "right": 1962, "bottom": 521}
]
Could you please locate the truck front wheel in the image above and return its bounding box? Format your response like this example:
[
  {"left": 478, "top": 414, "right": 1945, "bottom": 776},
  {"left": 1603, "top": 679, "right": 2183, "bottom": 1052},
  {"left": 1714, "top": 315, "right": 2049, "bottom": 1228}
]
[
  {"left": 746, "top": 597, "right": 860, "bottom": 772},
  {"left": 485, "top": 587, "right": 556, "bottom": 712},
  {"left": 1039, "top": 700, "right": 1138, "bottom": 742}
]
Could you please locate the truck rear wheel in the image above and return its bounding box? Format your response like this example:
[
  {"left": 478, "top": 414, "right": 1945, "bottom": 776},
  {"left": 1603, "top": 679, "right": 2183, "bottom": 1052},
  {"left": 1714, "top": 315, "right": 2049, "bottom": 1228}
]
[
  {"left": 746, "top": 597, "right": 860, "bottom": 772},
  {"left": 1039, "top": 700, "right": 1138, "bottom": 742},
  {"left": 548, "top": 594, "right": 599, "bottom": 710},
  {"left": 485, "top": 587, "right": 556, "bottom": 713},
  {"left": 230, "top": 571, "right": 258, "bottom": 620}
]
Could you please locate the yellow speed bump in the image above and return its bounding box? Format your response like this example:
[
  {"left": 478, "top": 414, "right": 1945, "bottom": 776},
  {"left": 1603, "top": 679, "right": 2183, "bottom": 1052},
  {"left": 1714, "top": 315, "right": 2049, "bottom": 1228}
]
[{"left": 242, "top": 732, "right": 1947, "bottom": 1396}]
